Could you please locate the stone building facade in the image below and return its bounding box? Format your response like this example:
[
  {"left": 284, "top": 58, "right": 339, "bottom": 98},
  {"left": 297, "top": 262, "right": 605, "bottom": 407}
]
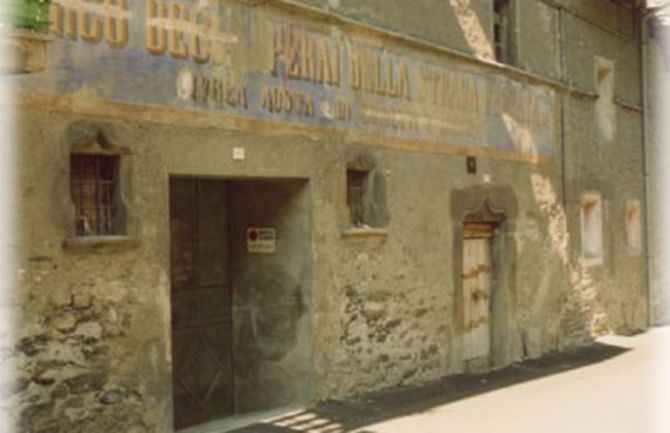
[{"left": 4, "top": 0, "right": 648, "bottom": 432}]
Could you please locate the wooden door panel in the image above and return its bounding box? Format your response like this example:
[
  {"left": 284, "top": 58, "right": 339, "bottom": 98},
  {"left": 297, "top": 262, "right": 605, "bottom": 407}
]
[
  {"left": 196, "top": 180, "right": 228, "bottom": 287},
  {"left": 462, "top": 240, "right": 474, "bottom": 358},
  {"left": 170, "top": 178, "right": 233, "bottom": 430},
  {"left": 462, "top": 230, "right": 493, "bottom": 361},
  {"left": 198, "top": 242, "right": 228, "bottom": 286}
]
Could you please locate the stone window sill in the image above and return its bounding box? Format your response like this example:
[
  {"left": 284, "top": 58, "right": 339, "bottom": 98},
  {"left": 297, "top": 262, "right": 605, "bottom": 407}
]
[
  {"left": 341, "top": 227, "right": 388, "bottom": 239},
  {"left": 62, "top": 236, "right": 140, "bottom": 254}
]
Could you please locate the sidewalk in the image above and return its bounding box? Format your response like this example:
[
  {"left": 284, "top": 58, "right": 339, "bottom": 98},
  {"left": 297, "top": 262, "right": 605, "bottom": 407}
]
[{"left": 212, "top": 327, "right": 670, "bottom": 433}]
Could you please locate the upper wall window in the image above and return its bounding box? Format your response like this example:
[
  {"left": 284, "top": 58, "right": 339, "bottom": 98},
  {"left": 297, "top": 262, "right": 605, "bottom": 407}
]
[
  {"left": 594, "top": 57, "right": 616, "bottom": 141},
  {"left": 493, "top": 0, "right": 513, "bottom": 63}
]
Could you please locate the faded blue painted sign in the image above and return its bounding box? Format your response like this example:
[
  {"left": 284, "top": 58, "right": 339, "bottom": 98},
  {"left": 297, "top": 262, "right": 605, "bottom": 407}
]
[{"left": 14, "top": 0, "right": 556, "bottom": 158}]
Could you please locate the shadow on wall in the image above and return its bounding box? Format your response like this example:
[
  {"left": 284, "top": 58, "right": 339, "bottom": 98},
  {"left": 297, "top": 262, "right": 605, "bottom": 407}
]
[
  {"left": 529, "top": 174, "right": 612, "bottom": 337},
  {"left": 226, "top": 341, "right": 629, "bottom": 433},
  {"left": 496, "top": 81, "right": 618, "bottom": 336}
]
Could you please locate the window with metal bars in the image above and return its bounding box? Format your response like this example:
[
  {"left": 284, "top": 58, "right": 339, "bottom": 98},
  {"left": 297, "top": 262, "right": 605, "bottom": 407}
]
[
  {"left": 345, "top": 154, "right": 388, "bottom": 229},
  {"left": 347, "top": 169, "right": 368, "bottom": 226},
  {"left": 70, "top": 153, "right": 120, "bottom": 236}
]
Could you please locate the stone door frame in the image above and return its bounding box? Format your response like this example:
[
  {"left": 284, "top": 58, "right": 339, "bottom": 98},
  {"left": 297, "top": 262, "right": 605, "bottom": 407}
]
[{"left": 451, "top": 185, "right": 518, "bottom": 370}]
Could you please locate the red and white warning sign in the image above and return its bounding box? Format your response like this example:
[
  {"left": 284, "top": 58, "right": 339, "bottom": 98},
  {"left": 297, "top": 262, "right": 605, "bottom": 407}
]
[{"left": 246, "top": 227, "right": 276, "bottom": 253}]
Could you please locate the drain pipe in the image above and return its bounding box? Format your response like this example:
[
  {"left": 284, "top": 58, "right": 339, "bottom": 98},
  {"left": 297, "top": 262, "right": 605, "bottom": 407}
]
[
  {"left": 641, "top": 7, "right": 653, "bottom": 327},
  {"left": 559, "top": 7, "right": 568, "bottom": 210}
]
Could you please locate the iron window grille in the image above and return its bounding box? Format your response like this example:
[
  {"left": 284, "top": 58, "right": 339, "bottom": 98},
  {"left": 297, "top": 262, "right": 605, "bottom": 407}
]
[{"left": 70, "top": 153, "right": 120, "bottom": 236}]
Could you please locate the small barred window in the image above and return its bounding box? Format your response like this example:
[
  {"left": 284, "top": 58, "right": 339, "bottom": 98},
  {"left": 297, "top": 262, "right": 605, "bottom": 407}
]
[
  {"left": 70, "top": 153, "right": 120, "bottom": 236},
  {"left": 347, "top": 169, "right": 368, "bottom": 226}
]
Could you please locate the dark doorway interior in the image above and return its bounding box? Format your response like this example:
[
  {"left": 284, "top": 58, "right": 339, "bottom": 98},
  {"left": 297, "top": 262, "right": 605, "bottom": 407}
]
[{"left": 169, "top": 178, "right": 312, "bottom": 431}]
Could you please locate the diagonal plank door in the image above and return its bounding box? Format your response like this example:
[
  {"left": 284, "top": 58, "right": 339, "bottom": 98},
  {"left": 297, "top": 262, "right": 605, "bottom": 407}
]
[
  {"left": 170, "top": 178, "right": 234, "bottom": 430},
  {"left": 462, "top": 223, "right": 493, "bottom": 361}
]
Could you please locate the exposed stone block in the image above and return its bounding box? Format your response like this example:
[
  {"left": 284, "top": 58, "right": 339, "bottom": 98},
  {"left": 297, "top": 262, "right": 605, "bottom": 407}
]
[
  {"left": 64, "top": 372, "right": 108, "bottom": 395},
  {"left": 51, "top": 313, "right": 77, "bottom": 334}
]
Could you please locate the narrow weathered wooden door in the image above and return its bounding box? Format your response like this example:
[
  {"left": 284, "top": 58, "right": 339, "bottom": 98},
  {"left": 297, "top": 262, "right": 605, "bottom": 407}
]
[
  {"left": 170, "top": 178, "right": 233, "bottom": 430},
  {"left": 462, "top": 223, "right": 493, "bottom": 361}
]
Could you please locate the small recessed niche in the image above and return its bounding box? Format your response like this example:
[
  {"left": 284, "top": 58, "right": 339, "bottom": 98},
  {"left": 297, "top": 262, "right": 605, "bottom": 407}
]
[
  {"left": 580, "top": 192, "right": 603, "bottom": 266},
  {"left": 345, "top": 155, "right": 388, "bottom": 230},
  {"left": 467, "top": 156, "right": 477, "bottom": 174},
  {"left": 625, "top": 199, "right": 642, "bottom": 256}
]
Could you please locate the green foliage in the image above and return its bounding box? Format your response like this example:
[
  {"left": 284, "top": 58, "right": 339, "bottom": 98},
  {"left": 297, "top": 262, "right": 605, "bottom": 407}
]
[{"left": 0, "top": 0, "right": 52, "bottom": 30}]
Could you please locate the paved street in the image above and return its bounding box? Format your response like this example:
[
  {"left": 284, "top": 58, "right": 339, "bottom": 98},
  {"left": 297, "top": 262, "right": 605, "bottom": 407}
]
[{"left": 220, "top": 327, "right": 670, "bottom": 433}]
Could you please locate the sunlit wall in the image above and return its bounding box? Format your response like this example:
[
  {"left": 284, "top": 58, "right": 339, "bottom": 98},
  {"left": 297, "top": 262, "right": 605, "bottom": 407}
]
[{"left": 645, "top": 1, "right": 670, "bottom": 432}]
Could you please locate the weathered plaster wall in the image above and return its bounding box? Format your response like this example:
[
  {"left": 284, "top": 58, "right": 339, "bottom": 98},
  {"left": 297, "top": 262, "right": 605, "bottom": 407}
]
[
  {"left": 11, "top": 109, "right": 647, "bottom": 433},
  {"left": 517, "top": 1, "right": 561, "bottom": 79},
  {"left": 562, "top": 7, "right": 641, "bottom": 102},
  {"left": 309, "top": 147, "right": 567, "bottom": 398},
  {"left": 555, "top": 0, "right": 638, "bottom": 41},
  {"left": 6, "top": 1, "right": 649, "bottom": 432},
  {"left": 560, "top": 3, "right": 647, "bottom": 334},
  {"left": 12, "top": 111, "right": 172, "bottom": 433},
  {"left": 289, "top": 0, "right": 479, "bottom": 56},
  {"left": 10, "top": 106, "right": 592, "bottom": 428},
  {"left": 563, "top": 97, "right": 647, "bottom": 334}
]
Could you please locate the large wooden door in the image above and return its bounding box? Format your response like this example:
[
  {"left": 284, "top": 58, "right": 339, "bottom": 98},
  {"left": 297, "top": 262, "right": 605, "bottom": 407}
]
[
  {"left": 170, "top": 178, "right": 233, "bottom": 430},
  {"left": 462, "top": 223, "right": 493, "bottom": 361}
]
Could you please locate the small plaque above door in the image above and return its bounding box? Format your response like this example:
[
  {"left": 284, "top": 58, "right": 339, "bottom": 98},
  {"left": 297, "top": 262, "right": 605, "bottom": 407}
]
[{"left": 247, "top": 227, "right": 276, "bottom": 253}]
